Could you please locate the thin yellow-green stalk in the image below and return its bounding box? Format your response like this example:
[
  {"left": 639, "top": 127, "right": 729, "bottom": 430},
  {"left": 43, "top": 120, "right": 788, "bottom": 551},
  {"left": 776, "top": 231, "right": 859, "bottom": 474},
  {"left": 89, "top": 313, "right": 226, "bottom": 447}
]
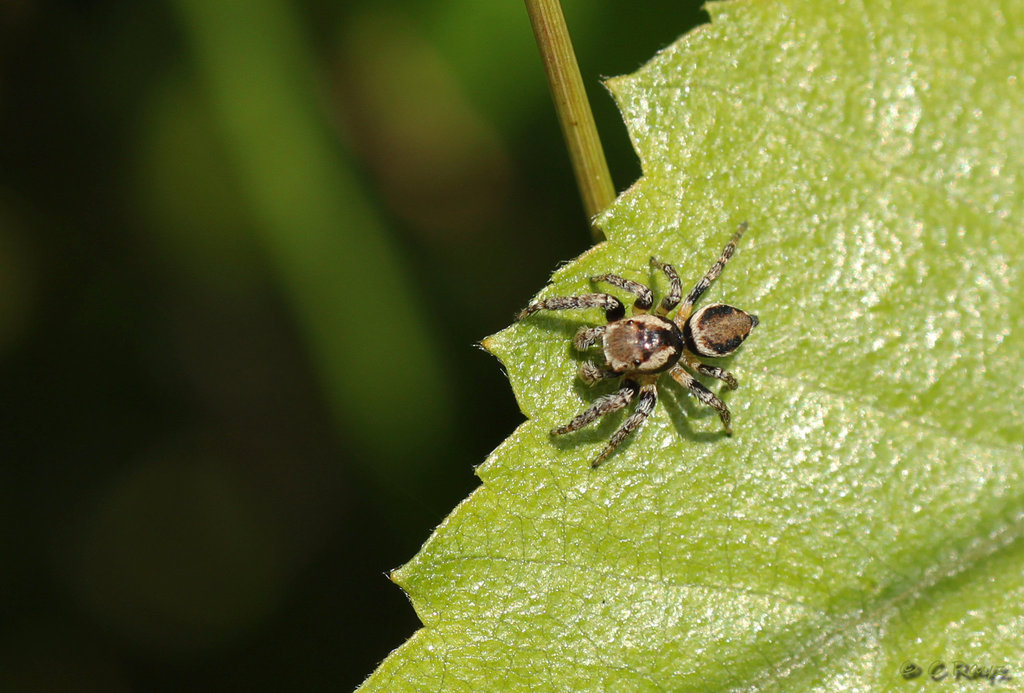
[{"left": 524, "top": 0, "right": 615, "bottom": 239}]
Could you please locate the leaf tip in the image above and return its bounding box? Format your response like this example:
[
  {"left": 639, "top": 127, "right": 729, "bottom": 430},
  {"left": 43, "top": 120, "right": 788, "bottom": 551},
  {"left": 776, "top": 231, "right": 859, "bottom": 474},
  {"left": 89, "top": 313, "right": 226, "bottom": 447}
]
[{"left": 478, "top": 336, "right": 497, "bottom": 353}]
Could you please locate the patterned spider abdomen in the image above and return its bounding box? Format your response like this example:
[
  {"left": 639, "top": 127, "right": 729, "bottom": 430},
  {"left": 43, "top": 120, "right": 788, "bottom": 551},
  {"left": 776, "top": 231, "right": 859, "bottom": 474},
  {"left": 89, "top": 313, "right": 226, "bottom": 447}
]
[
  {"left": 603, "top": 314, "right": 683, "bottom": 374},
  {"left": 683, "top": 303, "right": 759, "bottom": 358}
]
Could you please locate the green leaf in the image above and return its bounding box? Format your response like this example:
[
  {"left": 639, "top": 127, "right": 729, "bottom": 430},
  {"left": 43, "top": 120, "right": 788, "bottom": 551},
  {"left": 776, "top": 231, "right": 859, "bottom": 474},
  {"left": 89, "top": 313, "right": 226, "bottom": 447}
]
[{"left": 359, "top": 0, "right": 1024, "bottom": 690}]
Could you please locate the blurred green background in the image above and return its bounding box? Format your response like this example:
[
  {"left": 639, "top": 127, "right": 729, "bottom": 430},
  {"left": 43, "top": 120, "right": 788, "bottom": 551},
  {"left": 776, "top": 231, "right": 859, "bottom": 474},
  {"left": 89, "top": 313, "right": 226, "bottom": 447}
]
[{"left": 0, "top": 0, "right": 705, "bottom": 689}]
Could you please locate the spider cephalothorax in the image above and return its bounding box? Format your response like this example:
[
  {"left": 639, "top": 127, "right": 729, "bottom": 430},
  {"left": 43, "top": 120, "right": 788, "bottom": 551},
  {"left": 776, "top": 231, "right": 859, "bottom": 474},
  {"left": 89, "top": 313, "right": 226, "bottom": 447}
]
[{"left": 518, "top": 223, "right": 758, "bottom": 467}]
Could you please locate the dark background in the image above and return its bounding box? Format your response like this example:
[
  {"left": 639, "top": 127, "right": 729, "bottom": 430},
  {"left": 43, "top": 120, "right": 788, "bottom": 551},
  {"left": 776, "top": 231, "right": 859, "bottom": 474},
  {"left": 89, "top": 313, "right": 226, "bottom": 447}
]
[{"left": 0, "top": 0, "right": 705, "bottom": 689}]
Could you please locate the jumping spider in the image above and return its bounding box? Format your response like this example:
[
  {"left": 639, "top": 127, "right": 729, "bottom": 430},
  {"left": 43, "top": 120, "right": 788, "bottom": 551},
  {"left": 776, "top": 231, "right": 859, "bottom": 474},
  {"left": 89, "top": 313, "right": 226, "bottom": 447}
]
[{"left": 518, "top": 223, "right": 758, "bottom": 467}]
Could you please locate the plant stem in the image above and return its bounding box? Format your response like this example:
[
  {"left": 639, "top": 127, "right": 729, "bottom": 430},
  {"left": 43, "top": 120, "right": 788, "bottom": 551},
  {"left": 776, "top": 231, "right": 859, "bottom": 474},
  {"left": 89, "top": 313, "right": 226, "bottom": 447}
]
[{"left": 524, "top": 0, "right": 615, "bottom": 239}]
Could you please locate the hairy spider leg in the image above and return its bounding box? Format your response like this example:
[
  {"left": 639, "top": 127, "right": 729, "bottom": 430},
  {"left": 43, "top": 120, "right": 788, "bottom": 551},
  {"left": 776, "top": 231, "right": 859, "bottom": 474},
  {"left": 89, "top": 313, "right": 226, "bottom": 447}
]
[
  {"left": 519, "top": 293, "right": 625, "bottom": 322},
  {"left": 649, "top": 258, "right": 682, "bottom": 317},
  {"left": 675, "top": 222, "right": 748, "bottom": 326},
  {"left": 681, "top": 352, "right": 738, "bottom": 389},
  {"left": 592, "top": 383, "right": 658, "bottom": 467},
  {"left": 553, "top": 379, "right": 638, "bottom": 436},
  {"left": 669, "top": 365, "right": 732, "bottom": 434},
  {"left": 590, "top": 274, "right": 653, "bottom": 313}
]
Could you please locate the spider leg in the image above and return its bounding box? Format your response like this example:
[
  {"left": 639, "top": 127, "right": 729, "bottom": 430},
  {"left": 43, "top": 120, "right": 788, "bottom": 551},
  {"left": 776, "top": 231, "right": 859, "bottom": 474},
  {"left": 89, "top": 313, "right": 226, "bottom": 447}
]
[
  {"left": 579, "top": 361, "right": 617, "bottom": 384},
  {"left": 676, "top": 222, "right": 748, "bottom": 325},
  {"left": 592, "top": 383, "right": 657, "bottom": 468},
  {"left": 669, "top": 365, "right": 732, "bottom": 434},
  {"left": 573, "top": 325, "right": 606, "bottom": 350},
  {"left": 553, "top": 380, "right": 638, "bottom": 436},
  {"left": 681, "top": 352, "right": 738, "bottom": 389},
  {"left": 518, "top": 293, "right": 625, "bottom": 322},
  {"left": 649, "top": 258, "right": 682, "bottom": 316},
  {"left": 590, "top": 274, "right": 653, "bottom": 313}
]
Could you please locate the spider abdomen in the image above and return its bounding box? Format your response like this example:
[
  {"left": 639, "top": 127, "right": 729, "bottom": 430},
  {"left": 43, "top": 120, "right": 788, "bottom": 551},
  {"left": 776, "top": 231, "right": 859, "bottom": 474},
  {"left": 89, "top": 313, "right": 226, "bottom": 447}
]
[
  {"left": 683, "top": 303, "right": 759, "bottom": 358},
  {"left": 603, "top": 314, "right": 683, "bottom": 374}
]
